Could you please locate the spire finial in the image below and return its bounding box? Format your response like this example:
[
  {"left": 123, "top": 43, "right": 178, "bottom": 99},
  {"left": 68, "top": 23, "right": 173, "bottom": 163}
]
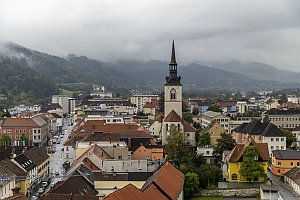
[{"left": 170, "top": 40, "right": 177, "bottom": 64}]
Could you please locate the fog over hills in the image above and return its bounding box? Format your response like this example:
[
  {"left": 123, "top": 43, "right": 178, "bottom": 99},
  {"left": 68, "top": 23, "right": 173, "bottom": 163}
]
[{"left": 1, "top": 42, "right": 300, "bottom": 99}]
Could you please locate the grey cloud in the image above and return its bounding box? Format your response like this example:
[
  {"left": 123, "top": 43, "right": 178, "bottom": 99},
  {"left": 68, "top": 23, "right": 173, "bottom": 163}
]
[{"left": 1, "top": 0, "right": 300, "bottom": 71}]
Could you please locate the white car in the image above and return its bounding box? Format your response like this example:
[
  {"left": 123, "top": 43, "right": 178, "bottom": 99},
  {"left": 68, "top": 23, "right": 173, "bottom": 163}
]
[{"left": 38, "top": 187, "right": 44, "bottom": 194}]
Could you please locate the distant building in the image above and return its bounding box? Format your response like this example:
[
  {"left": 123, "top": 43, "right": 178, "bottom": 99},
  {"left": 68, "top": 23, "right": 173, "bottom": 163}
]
[
  {"left": 201, "top": 111, "right": 231, "bottom": 133},
  {"left": 1, "top": 116, "right": 49, "bottom": 147},
  {"left": 232, "top": 119, "right": 286, "bottom": 156},
  {"left": 90, "top": 85, "right": 113, "bottom": 98},
  {"left": 130, "top": 94, "right": 159, "bottom": 113},
  {"left": 271, "top": 150, "right": 300, "bottom": 176},
  {"left": 264, "top": 108, "right": 300, "bottom": 130},
  {"left": 52, "top": 95, "right": 75, "bottom": 114},
  {"left": 200, "top": 121, "right": 225, "bottom": 145}
]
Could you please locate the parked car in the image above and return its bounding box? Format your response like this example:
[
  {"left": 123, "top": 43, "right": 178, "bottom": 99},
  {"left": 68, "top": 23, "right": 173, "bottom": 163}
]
[
  {"left": 61, "top": 148, "right": 64, "bottom": 151},
  {"left": 38, "top": 187, "right": 44, "bottom": 194},
  {"left": 55, "top": 170, "right": 60, "bottom": 176},
  {"left": 30, "top": 195, "right": 38, "bottom": 200},
  {"left": 42, "top": 177, "right": 51, "bottom": 187}
]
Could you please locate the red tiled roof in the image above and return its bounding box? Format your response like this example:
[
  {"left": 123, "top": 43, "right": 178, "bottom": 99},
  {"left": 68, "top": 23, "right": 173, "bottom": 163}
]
[
  {"left": 105, "top": 162, "right": 184, "bottom": 200},
  {"left": 182, "top": 120, "right": 196, "bottom": 132},
  {"left": 226, "top": 136, "right": 269, "bottom": 162},
  {"left": 143, "top": 101, "right": 157, "bottom": 109},
  {"left": 155, "top": 114, "right": 164, "bottom": 123},
  {"left": 2, "top": 117, "right": 38, "bottom": 127},
  {"left": 105, "top": 184, "right": 152, "bottom": 200},
  {"left": 164, "top": 110, "right": 181, "bottom": 122},
  {"left": 142, "top": 162, "right": 184, "bottom": 199}
]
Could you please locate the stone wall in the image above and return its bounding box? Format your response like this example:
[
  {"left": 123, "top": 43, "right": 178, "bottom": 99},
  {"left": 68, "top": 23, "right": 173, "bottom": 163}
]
[{"left": 198, "top": 188, "right": 259, "bottom": 197}]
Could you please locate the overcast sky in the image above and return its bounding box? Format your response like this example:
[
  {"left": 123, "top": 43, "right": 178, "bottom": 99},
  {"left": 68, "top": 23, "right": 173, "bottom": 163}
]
[{"left": 1, "top": 0, "right": 300, "bottom": 71}]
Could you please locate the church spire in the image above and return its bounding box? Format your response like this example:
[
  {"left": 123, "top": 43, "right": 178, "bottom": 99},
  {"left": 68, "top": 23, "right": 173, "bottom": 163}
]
[
  {"left": 165, "top": 40, "right": 181, "bottom": 85},
  {"left": 170, "top": 40, "right": 177, "bottom": 65}
]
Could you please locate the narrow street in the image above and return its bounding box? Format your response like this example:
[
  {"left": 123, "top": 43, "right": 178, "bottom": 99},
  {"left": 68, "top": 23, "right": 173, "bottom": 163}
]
[
  {"left": 268, "top": 170, "right": 300, "bottom": 200},
  {"left": 31, "top": 118, "right": 74, "bottom": 199}
]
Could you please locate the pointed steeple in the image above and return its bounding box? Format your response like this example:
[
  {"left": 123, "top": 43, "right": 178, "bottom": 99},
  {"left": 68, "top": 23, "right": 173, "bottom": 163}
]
[
  {"left": 170, "top": 40, "right": 177, "bottom": 65},
  {"left": 165, "top": 40, "right": 181, "bottom": 85}
]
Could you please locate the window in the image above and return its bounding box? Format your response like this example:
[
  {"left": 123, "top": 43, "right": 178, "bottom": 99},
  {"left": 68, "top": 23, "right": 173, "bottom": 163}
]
[
  {"left": 281, "top": 146, "right": 284, "bottom": 150},
  {"left": 291, "top": 162, "right": 294, "bottom": 167},
  {"left": 297, "top": 162, "right": 300, "bottom": 166},
  {"left": 254, "top": 156, "right": 258, "bottom": 161},
  {"left": 281, "top": 138, "right": 284, "bottom": 142},
  {"left": 278, "top": 169, "right": 281, "bottom": 174},
  {"left": 276, "top": 146, "right": 279, "bottom": 150},
  {"left": 231, "top": 174, "right": 237, "bottom": 180},
  {"left": 278, "top": 162, "right": 281, "bottom": 166},
  {"left": 276, "top": 138, "right": 279, "bottom": 141},
  {"left": 271, "top": 138, "right": 274, "bottom": 142},
  {"left": 170, "top": 89, "right": 176, "bottom": 100},
  {"left": 166, "top": 124, "right": 168, "bottom": 131},
  {"left": 271, "top": 146, "right": 274, "bottom": 149},
  {"left": 206, "top": 151, "right": 209, "bottom": 155}
]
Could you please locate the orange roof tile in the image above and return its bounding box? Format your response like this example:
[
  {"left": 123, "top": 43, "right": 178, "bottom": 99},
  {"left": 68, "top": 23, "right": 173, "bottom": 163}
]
[
  {"left": 2, "top": 117, "right": 38, "bottom": 127},
  {"left": 142, "top": 162, "right": 184, "bottom": 199},
  {"left": 104, "top": 184, "right": 152, "bottom": 200},
  {"left": 226, "top": 137, "right": 269, "bottom": 162}
]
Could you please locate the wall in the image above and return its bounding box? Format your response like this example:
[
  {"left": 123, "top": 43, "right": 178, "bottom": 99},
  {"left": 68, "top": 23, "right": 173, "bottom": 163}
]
[
  {"left": 198, "top": 188, "right": 259, "bottom": 197},
  {"left": 271, "top": 156, "right": 300, "bottom": 176}
]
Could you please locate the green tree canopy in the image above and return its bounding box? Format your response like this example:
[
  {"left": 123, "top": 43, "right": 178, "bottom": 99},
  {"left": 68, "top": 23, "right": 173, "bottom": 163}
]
[
  {"left": 198, "top": 132, "right": 210, "bottom": 147},
  {"left": 184, "top": 172, "right": 200, "bottom": 199},
  {"left": 183, "top": 112, "right": 193, "bottom": 124},
  {"left": 196, "top": 164, "right": 222, "bottom": 188},
  {"left": 207, "top": 105, "right": 222, "bottom": 112},
  {"left": 165, "top": 129, "right": 194, "bottom": 168},
  {"left": 192, "top": 107, "right": 200, "bottom": 115},
  {"left": 239, "top": 146, "right": 266, "bottom": 182},
  {"left": 213, "top": 133, "right": 235, "bottom": 162},
  {"left": 1, "top": 134, "right": 12, "bottom": 146},
  {"left": 281, "top": 129, "right": 296, "bottom": 147}
]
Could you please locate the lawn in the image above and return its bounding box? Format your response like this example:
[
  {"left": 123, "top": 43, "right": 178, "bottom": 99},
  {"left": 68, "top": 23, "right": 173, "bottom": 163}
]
[{"left": 191, "top": 197, "right": 223, "bottom": 200}]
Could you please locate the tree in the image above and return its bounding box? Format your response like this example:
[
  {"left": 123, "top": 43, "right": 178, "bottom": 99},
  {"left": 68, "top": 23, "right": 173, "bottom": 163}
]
[
  {"left": 184, "top": 172, "right": 199, "bottom": 199},
  {"left": 197, "top": 164, "right": 222, "bottom": 188},
  {"left": 239, "top": 146, "right": 266, "bottom": 182},
  {"left": 158, "top": 92, "right": 164, "bottom": 112},
  {"left": 263, "top": 114, "right": 270, "bottom": 123},
  {"left": 165, "top": 129, "right": 194, "bottom": 168},
  {"left": 1, "top": 134, "right": 12, "bottom": 146},
  {"left": 192, "top": 107, "right": 199, "bottom": 115},
  {"left": 198, "top": 132, "right": 210, "bottom": 146},
  {"left": 213, "top": 133, "right": 235, "bottom": 162},
  {"left": 207, "top": 105, "right": 222, "bottom": 112},
  {"left": 281, "top": 129, "right": 296, "bottom": 147},
  {"left": 183, "top": 112, "right": 193, "bottom": 124},
  {"left": 279, "top": 93, "right": 288, "bottom": 104},
  {"left": 20, "top": 134, "right": 28, "bottom": 146}
]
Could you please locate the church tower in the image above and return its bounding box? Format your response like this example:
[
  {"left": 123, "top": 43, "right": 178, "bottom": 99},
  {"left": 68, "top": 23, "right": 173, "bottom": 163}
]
[{"left": 164, "top": 40, "right": 182, "bottom": 119}]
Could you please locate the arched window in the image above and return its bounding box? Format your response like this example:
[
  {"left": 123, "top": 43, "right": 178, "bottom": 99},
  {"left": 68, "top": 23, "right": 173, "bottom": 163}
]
[
  {"left": 170, "top": 89, "right": 176, "bottom": 100},
  {"left": 166, "top": 124, "right": 168, "bottom": 131},
  {"left": 177, "top": 124, "right": 180, "bottom": 131}
]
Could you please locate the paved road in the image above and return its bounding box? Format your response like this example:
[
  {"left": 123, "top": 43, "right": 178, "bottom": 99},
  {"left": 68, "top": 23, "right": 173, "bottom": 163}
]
[
  {"left": 30, "top": 118, "right": 74, "bottom": 199},
  {"left": 268, "top": 170, "right": 300, "bottom": 200}
]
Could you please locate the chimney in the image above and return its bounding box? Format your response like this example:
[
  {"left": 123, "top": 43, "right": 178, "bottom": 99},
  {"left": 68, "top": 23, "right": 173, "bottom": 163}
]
[
  {"left": 11, "top": 148, "right": 16, "bottom": 158},
  {"left": 22, "top": 146, "right": 27, "bottom": 154}
]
